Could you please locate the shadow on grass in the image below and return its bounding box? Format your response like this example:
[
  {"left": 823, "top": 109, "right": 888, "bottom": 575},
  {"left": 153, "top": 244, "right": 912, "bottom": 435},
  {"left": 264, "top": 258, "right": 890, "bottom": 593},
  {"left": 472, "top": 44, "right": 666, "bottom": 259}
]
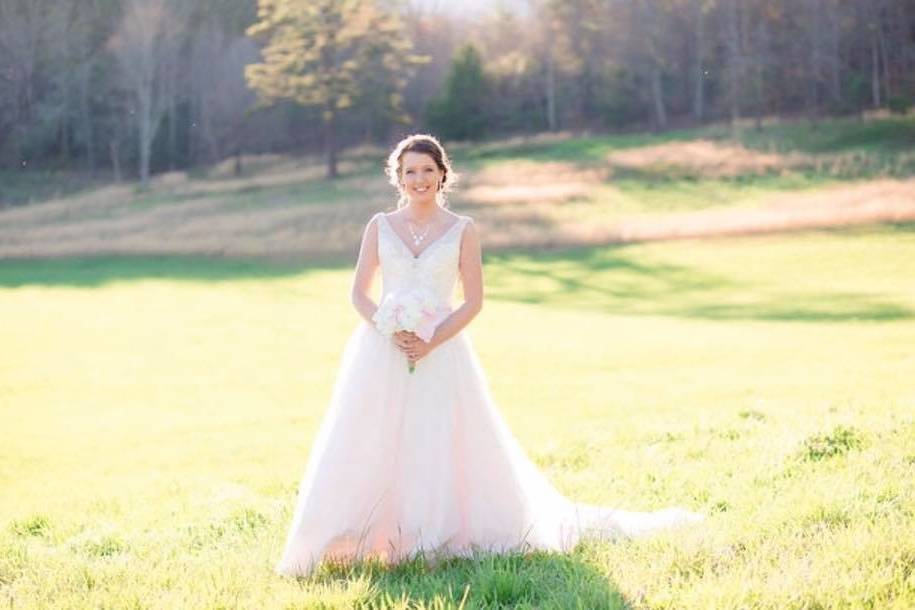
[
  {"left": 2, "top": 231, "right": 911, "bottom": 323},
  {"left": 483, "top": 241, "right": 914, "bottom": 323},
  {"left": 299, "top": 548, "right": 627, "bottom": 609},
  {"left": 0, "top": 255, "right": 349, "bottom": 288}
]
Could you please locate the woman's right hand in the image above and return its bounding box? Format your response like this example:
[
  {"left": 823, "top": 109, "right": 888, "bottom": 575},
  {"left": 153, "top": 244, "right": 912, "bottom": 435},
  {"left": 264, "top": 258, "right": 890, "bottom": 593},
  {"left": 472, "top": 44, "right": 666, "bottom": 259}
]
[{"left": 392, "top": 330, "right": 419, "bottom": 355}]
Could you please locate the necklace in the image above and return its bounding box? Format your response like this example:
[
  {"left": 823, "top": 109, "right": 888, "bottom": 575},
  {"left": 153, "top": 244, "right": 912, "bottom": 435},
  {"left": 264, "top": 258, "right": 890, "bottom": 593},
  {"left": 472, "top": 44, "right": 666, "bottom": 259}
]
[{"left": 406, "top": 217, "right": 435, "bottom": 246}]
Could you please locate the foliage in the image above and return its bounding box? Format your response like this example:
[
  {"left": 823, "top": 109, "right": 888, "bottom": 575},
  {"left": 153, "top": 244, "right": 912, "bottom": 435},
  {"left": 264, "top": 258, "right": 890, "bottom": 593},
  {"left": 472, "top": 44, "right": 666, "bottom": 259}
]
[
  {"left": 800, "top": 426, "right": 865, "bottom": 462},
  {"left": 245, "top": 0, "right": 422, "bottom": 176},
  {"left": 425, "top": 44, "right": 490, "bottom": 141},
  {"left": 1, "top": 0, "right": 914, "bottom": 184}
]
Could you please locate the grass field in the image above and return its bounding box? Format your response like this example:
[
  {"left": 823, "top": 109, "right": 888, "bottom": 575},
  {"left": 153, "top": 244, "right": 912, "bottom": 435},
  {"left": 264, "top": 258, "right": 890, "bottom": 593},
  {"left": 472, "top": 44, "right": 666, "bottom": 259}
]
[{"left": 2, "top": 219, "right": 914, "bottom": 608}]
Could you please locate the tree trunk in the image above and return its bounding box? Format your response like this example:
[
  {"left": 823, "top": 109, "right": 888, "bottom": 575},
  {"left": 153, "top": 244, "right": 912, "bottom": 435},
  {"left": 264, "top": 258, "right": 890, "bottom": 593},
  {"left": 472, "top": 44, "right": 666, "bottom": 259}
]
[
  {"left": 651, "top": 66, "right": 667, "bottom": 130},
  {"left": 138, "top": 92, "right": 152, "bottom": 187},
  {"left": 829, "top": 5, "right": 842, "bottom": 106},
  {"left": 898, "top": 3, "right": 914, "bottom": 96},
  {"left": 110, "top": 140, "right": 122, "bottom": 182},
  {"left": 876, "top": 10, "right": 891, "bottom": 99},
  {"left": 807, "top": 0, "right": 822, "bottom": 122},
  {"left": 545, "top": 39, "right": 557, "bottom": 131},
  {"left": 77, "top": 62, "right": 95, "bottom": 175},
  {"left": 59, "top": 14, "right": 72, "bottom": 165},
  {"left": 871, "top": 32, "right": 881, "bottom": 108},
  {"left": 60, "top": 74, "right": 71, "bottom": 163},
  {"left": 752, "top": 15, "right": 769, "bottom": 131},
  {"left": 325, "top": 109, "right": 338, "bottom": 179},
  {"left": 168, "top": 75, "right": 178, "bottom": 171},
  {"left": 726, "top": 0, "right": 742, "bottom": 124},
  {"left": 693, "top": 0, "right": 705, "bottom": 123}
]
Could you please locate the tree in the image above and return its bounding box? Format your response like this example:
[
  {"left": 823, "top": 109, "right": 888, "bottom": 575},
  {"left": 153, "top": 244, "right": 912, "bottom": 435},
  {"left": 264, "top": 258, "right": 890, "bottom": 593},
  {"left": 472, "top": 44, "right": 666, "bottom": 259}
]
[
  {"left": 246, "top": 0, "right": 420, "bottom": 178},
  {"left": 542, "top": 0, "right": 611, "bottom": 128},
  {"left": 108, "top": 0, "right": 187, "bottom": 187},
  {"left": 425, "top": 44, "right": 490, "bottom": 141},
  {"left": 351, "top": 6, "right": 427, "bottom": 144},
  {"left": 0, "top": 0, "right": 53, "bottom": 166},
  {"left": 691, "top": 0, "right": 712, "bottom": 122},
  {"left": 188, "top": 20, "right": 259, "bottom": 165}
]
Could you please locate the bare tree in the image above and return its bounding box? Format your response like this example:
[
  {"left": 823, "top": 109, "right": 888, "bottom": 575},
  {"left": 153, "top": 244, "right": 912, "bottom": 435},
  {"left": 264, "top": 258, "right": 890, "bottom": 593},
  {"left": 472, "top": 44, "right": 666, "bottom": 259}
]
[
  {"left": 108, "top": 0, "right": 186, "bottom": 187},
  {"left": 0, "top": 0, "right": 48, "bottom": 164},
  {"left": 692, "top": 0, "right": 709, "bottom": 122},
  {"left": 723, "top": 0, "right": 745, "bottom": 124},
  {"left": 188, "top": 21, "right": 258, "bottom": 166}
]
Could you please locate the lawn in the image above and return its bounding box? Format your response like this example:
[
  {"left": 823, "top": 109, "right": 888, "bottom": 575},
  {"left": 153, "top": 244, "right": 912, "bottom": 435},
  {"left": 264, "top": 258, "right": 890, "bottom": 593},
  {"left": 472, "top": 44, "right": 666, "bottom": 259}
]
[{"left": 1, "top": 222, "right": 914, "bottom": 608}]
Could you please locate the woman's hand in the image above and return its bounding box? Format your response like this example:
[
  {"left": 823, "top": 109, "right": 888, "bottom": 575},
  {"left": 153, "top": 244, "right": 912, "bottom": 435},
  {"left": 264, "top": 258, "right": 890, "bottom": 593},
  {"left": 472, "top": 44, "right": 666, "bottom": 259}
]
[
  {"left": 392, "top": 330, "right": 418, "bottom": 356},
  {"left": 406, "top": 337, "right": 434, "bottom": 364},
  {"left": 392, "top": 330, "right": 434, "bottom": 364}
]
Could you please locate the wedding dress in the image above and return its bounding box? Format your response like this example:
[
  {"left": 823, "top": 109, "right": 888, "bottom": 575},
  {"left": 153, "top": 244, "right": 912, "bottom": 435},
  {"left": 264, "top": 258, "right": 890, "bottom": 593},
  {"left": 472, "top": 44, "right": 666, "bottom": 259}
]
[{"left": 275, "top": 212, "right": 703, "bottom": 576}]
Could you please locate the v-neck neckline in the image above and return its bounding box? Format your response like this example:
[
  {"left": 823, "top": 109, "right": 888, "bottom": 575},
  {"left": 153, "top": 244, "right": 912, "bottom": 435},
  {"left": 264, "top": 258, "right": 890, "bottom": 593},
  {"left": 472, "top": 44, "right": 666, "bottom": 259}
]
[{"left": 380, "top": 213, "right": 463, "bottom": 260}]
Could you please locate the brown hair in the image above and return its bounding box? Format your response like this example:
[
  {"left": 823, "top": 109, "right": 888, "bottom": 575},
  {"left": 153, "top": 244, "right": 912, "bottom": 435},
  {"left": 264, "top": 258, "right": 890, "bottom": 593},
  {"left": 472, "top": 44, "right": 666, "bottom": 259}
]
[{"left": 385, "top": 134, "right": 457, "bottom": 209}]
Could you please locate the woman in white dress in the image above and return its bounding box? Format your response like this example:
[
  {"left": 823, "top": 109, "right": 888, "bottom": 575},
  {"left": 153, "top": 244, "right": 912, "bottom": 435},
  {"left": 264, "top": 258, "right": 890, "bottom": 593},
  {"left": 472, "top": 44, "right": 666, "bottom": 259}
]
[{"left": 275, "top": 134, "right": 703, "bottom": 577}]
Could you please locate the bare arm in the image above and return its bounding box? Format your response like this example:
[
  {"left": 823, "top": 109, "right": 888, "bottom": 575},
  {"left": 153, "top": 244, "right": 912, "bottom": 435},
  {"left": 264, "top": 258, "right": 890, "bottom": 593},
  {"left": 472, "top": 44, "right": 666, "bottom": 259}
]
[
  {"left": 350, "top": 214, "right": 380, "bottom": 324},
  {"left": 427, "top": 218, "right": 483, "bottom": 350}
]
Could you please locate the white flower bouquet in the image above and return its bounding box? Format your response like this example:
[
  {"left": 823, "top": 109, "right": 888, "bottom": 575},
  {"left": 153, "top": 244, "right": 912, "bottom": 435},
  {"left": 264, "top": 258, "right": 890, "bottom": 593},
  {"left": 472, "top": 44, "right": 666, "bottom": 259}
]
[{"left": 372, "top": 287, "right": 451, "bottom": 373}]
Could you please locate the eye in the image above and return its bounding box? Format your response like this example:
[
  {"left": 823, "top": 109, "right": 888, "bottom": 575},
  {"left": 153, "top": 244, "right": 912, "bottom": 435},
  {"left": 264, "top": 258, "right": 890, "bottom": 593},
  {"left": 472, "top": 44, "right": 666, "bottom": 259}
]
[{"left": 405, "top": 170, "right": 414, "bottom": 174}]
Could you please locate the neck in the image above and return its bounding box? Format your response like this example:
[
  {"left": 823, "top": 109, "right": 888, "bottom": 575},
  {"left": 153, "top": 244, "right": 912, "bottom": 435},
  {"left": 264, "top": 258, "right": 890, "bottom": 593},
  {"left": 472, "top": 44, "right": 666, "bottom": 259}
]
[{"left": 404, "top": 200, "right": 439, "bottom": 222}]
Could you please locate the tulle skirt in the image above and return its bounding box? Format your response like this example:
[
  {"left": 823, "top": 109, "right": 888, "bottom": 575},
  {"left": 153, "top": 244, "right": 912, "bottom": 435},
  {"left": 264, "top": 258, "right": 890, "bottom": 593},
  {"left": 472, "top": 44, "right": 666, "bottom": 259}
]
[{"left": 275, "top": 322, "right": 702, "bottom": 576}]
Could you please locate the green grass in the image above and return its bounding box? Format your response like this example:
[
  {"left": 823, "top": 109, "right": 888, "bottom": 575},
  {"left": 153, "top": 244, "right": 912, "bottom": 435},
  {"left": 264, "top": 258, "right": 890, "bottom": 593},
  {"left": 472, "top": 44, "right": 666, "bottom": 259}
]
[
  {"left": 0, "top": 169, "right": 106, "bottom": 207},
  {"left": 459, "top": 115, "right": 915, "bottom": 163},
  {"left": 606, "top": 173, "right": 835, "bottom": 213},
  {"left": 736, "top": 116, "right": 915, "bottom": 154},
  {"left": 456, "top": 116, "right": 915, "bottom": 207},
  {"left": 2, "top": 223, "right": 914, "bottom": 608}
]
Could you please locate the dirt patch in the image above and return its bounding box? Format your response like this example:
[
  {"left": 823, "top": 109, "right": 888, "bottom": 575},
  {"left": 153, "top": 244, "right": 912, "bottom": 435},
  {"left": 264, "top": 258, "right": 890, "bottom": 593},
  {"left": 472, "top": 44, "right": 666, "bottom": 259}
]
[
  {"left": 606, "top": 140, "right": 809, "bottom": 178},
  {"left": 603, "top": 179, "right": 915, "bottom": 243},
  {"left": 462, "top": 161, "right": 607, "bottom": 205},
  {"left": 1, "top": 171, "right": 913, "bottom": 260},
  {"left": 0, "top": 185, "right": 136, "bottom": 229}
]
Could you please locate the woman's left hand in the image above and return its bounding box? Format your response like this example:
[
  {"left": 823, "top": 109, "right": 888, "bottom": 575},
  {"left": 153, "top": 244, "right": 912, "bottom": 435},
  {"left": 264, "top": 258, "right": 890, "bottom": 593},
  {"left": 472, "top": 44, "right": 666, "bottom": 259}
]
[{"left": 405, "top": 337, "right": 435, "bottom": 364}]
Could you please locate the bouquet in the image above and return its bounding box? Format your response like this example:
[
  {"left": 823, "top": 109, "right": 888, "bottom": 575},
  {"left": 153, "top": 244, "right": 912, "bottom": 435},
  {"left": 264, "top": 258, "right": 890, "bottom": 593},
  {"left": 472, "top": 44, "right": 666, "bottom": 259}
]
[{"left": 372, "top": 287, "right": 451, "bottom": 373}]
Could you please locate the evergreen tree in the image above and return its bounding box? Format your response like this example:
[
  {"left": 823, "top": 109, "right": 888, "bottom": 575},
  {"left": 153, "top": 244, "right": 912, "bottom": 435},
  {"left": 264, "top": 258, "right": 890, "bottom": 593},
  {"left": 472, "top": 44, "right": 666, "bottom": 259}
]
[
  {"left": 245, "top": 0, "right": 420, "bottom": 178},
  {"left": 425, "top": 44, "right": 490, "bottom": 141}
]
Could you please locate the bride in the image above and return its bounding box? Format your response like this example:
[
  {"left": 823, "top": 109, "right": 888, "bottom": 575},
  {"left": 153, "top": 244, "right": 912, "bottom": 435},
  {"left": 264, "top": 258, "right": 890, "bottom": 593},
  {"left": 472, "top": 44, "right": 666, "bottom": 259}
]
[{"left": 275, "top": 134, "right": 703, "bottom": 577}]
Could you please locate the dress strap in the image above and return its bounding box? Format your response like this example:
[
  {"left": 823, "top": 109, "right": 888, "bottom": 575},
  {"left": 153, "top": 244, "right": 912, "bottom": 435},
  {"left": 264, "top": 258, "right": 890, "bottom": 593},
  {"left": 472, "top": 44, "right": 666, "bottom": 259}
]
[{"left": 374, "top": 212, "right": 390, "bottom": 257}]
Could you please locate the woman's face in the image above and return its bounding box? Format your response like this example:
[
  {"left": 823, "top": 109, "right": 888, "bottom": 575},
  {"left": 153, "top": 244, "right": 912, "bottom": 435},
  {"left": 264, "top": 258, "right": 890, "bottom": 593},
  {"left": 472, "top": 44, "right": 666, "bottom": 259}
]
[{"left": 400, "top": 151, "right": 443, "bottom": 205}]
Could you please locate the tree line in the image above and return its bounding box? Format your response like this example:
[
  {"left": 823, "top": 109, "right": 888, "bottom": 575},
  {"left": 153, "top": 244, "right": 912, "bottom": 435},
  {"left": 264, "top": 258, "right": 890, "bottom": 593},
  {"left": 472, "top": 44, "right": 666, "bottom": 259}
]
[{"left": 1, "top": 0, "right": 912, "bottom": 184}]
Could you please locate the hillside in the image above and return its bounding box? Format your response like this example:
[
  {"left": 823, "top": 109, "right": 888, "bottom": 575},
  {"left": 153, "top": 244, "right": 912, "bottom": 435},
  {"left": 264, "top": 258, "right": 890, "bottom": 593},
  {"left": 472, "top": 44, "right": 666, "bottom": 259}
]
[{"left": 1, "top": 116, "right": 913, "bottom": 261}]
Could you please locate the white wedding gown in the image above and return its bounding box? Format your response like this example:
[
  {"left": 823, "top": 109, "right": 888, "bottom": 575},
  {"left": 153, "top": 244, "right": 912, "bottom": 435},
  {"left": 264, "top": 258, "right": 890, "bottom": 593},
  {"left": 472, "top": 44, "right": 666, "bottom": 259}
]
[{"left": 275, "top": 212, "right": 703, "bottom": 576}]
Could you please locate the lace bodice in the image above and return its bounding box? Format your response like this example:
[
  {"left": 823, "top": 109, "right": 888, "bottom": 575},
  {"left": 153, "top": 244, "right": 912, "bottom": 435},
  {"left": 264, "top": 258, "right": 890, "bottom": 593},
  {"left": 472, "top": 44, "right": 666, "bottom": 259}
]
[{"left": 375, "top": 212, "right": 469, "bottom": 307}]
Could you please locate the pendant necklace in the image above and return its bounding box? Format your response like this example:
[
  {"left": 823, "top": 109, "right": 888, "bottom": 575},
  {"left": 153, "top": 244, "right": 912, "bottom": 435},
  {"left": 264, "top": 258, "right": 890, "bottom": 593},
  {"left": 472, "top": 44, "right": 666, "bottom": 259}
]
[{"left": 406, "top": 217, "right": 434, "bottom": 246}]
